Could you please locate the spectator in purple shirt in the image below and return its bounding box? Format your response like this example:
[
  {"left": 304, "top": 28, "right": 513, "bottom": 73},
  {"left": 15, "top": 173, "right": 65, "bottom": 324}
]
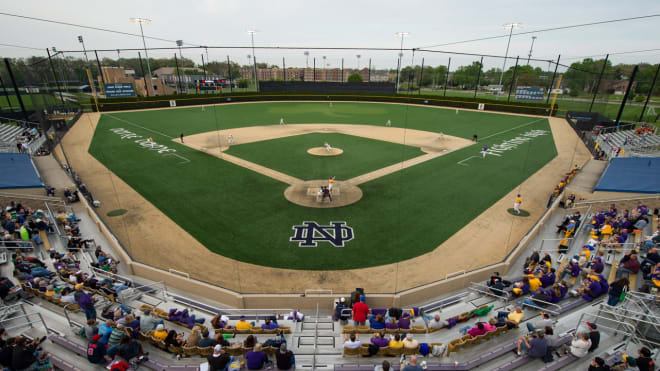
[
  {"left": 397, "top": 313, "right": 411, "bottom": 330},
  {"left": 385, "top": 318, "right": 398, "bottom": 330},
  {"left": 540, "top": 268, "right": 556, "bottom": 288},
  {"left": 246, "top": 343, "right": 268, "bottom": 370},
  {"left": 371, "top": 331, "right": 389, "bottom": 347},
  {"left": 74, "top": 284, "right": 97, "bottom": 320},
  {"left": 261, "top": 319, "right": 279, "bottom": 330}
]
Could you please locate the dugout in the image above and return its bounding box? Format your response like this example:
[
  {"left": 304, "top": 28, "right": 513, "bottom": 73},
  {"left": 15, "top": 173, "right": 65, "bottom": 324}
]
[
  {"left": 0, "top": 153, "right": 44, "bottom": 196},
  {"left": 259, "top": 81, "right": 395, "bottom": 94},
  {"left": 594, "top": 157, "right": 660, "bottom": 194},
  {"left": 565, "top": 111, "right": 616, "bottom": 132}
]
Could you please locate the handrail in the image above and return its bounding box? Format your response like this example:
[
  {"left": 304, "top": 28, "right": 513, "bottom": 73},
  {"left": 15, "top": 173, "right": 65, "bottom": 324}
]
[
  {"left": 574, "top": 194, "right": 660, "bottom": 206},
  {"left": 520, "top": 297, "right": 561, "bottom": 315},
  {"left": 567, "top": 205, "right": 593, "bottom": 251},
  {"left": 0, "top": 312, "right": 49, "bottom": 336},
  {"left": 446, "top": 270, "right": 466, "bottom": 280},
  {"left": 312, "top": 303, "right": 319, "bottom": 370},
  {"left": 539, "top": 238, "right": 575, "bottom": 251},
  {"left": 0, "top": 191, "right": 66, "bottom": 205},
  {"left": 168, "top": 268, "right": 190, "bottom": 279},
  {"left": 304, "top": 289, "right": 332, "bottom": 296},
  {"left": 44, "top": 201, "right": 65, "bottom": 239},
  {"left": 468, "top": 282, "right": 510, "bottom": 301},
  {"left": 0, "top": 240, "right": 34, "bottom": 250},
  {"left": 63, "top": 302, "right": 83, "bottom": 328},
  {"left": 90, "top": 266, "right": 133, "bottom": 286}
]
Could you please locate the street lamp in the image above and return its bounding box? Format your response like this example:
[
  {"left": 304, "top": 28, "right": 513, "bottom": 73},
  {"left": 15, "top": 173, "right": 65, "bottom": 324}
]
[
  {"left": 247, "top": 30, "right": 258, "bottom": 90},
  {"left": 129, "top": 17, "right": 155, "bottom": 96},
  {"left": 77, "top": 36, "right": 89, "bottom": 63},
  {"left": 527, "top": 36, "right": 537, "bottom": 65},
  {"left": 497, "top": 23, "right": 522, "bottom": 99},
  {"left": 304, "top": 51, "right": 309, "bottom": 68},
  {"left": 356, "top": 54, "right": 361, "bottom": 70},
  {"left": 395, "top": 32, "right": 409, "bottom": 93}
]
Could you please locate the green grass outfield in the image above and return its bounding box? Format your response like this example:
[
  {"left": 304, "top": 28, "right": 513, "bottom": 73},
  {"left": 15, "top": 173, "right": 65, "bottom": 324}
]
[
  {"left": 225, "top": 133, "right": 423, "bottom": 180},
  {"left": 89, "top": 102, "right": 557, "bottom": 270}
]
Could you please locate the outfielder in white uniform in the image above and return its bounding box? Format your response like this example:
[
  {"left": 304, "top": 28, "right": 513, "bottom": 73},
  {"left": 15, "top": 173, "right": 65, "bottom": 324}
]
[
  {"left": 386, "top": 120, "right": 391, "bottom": 127},
  {"left": 148, "top": 137, "right": 154, "bottom": 149}
]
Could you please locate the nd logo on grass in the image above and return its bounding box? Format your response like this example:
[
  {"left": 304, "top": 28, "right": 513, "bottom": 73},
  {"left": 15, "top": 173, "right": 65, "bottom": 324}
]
[{"left": 290, "top": 221, "right": 354, "bottom": 247}]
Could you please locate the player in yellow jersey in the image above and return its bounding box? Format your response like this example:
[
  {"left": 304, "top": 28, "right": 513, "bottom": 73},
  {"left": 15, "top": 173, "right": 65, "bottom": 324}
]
[
  {"left": 328, "top": 177, "right": 335, "bottom": 193},
  {"left": 514, "top": 194, "right": 522, "bottom": 214}
]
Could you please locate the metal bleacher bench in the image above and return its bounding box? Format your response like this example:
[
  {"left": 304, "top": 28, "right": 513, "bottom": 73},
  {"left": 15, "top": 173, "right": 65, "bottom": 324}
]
[{"left": 50, "top": 335, "right": 200, "bottom": 370}]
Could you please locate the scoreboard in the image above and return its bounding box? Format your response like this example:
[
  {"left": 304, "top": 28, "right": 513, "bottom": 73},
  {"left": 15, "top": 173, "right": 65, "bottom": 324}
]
[{"left": 195, "top": 79, "right": 226, "bottom": 92}]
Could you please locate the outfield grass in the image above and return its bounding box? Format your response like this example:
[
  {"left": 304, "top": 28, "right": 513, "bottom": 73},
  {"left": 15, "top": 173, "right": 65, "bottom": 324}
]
[
  {"left": 90, "top": 102, "right": 557, "bottom": 270},
  {"left": 225, "top": 133, "right": 423, "bottom": 180}
]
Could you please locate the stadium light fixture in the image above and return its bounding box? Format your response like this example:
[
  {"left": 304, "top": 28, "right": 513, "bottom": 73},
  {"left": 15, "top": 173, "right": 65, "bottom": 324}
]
[
  {"left": 304, "top": 51, "right": 309, "bottom": 68},
  {"left": 130, "top": 17, "right": 155, "bottom": 96},
  {"left": 496, "top": 23, "right": 522, "bottom": 99},
  {"left": 176, "top": 39, "right": 184, "bottom": 61},
  {"left": 395, "top": 32, "right": 409, "bottom": 93},
  {"left": 247, "top": 30, "right": 258, "bottom": 90},
  {"left": 77, "top": 35, "right": 90, "bottom": 63},
  {"left": 527, "top": 36, "right": 537, "bottom": 65},
  {"left": 356, "top": 54, "right": 361, "bottom": 70}
]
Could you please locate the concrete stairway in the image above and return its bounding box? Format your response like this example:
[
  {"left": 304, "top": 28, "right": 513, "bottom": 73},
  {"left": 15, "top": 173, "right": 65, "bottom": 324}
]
[{"left": 0, "top": 122, "right": 24, "bottom": 145}]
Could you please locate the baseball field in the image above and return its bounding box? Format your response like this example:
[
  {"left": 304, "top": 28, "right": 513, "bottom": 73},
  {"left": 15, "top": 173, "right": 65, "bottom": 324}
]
[{"left": 85, "top": 101, "right": 558, "bottom": 272}]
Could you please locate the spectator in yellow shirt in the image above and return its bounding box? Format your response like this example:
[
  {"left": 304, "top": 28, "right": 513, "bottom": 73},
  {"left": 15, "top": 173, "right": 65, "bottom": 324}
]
[
  {"left": 388, "top": 334, "right": 403, "bottom": 348},
  {"left": 235, "top": 316, "right": 254, "bottom": 330},
  {"left": 528, "top": 276, "right": 542, "bottom": 293},
  {"left": 153, "top": 324, "right": 168, "bottom": 340}
]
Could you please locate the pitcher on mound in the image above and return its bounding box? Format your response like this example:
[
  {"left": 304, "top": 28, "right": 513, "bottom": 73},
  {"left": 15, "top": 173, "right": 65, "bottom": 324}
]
[{"left": 324, "top": 142, "right": 332, "bottom": 152}]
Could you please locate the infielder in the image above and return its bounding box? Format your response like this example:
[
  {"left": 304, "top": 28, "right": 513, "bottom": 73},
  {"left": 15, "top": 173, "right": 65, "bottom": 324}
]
[
  {"left": 148, "top": 136, "right": 155, "bottom": 149},
  {"left": 482, "top": 144, "right": 488, "bottom": 159},
  {"left": 514, "top": 194, "right": 522, "bottom": 214},
  {"left": 280, "top": 117, "right": 285, "bottom": 125},
  {"left": 386, "top": 119, "right": 391, "bottom": 127},
  {"left": 227, "top": 134, "right": 234, "bottom": 145}
]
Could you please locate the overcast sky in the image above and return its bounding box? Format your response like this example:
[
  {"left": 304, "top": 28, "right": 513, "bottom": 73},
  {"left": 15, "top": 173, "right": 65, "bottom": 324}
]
[{"left": 1, "top": 0, "right": 659, "bottom": 71}]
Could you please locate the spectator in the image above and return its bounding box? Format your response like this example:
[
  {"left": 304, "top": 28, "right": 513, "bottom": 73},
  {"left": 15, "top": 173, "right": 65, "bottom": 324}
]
[
  {"left": 616, "top": 252, "right": 640, "bottom": 279},
  {"left": 11, "top": 336, "right": 48, "bottom": 370},
  {"left": 397, "top": 313, "right": 411, "bottom": 330},
  {"left": 524, "top": 250, "right": 540, "bottom": 268},
  {"left": 467, "top": 322, "right": 495, "bottom": 337},
  {"left": 107, "top": 323, "right": 130, "bottom": 349},
  {"left": 0, "top": 277, "right": 31, "bottom": 302},
  {"left": 402, "top": 334, "right": 419, "bottom": 349},
  {"left": 544, "top": 327, "right": 561, "bottom": 351},
  {"left": 540, "top": 268, "right": 556, "bottom": 288},
  {"left": 275, "top": 342, "right": 295, "bottom": 370},
  {"left": 557, "top": 332, "right": 591, "bottom": 358},
  {"left": 371, "top": 331, "right": 389, "bottom": 347},
  {"left": 122, "top": 314, "right": 140, "bottom": 334},
  {"left": 87, "top": 334, "right": 111, "bottom": 364},
  {"left": 114, "top": 335, "right": 148, "bottom": 363},
  {"left": 486, "top": 272, "right": 505, "bottom": 296},
  {"left": 588, "top": 357, "right": 610, "bottom": 371},
  {"left": 425, "top": 314, "right": 448, "bottom": 330},
  {"left": 388, "top": 334, "right": 403, "bottom": 349},
  {"left": 98, "top": 320, "right": 115, "bottom": 345},
  {"left": 375, "top": 360, "right": 391, "bottom": 371},
  {"left": 198, "top": 330, "right": 215, "bottom": 348},
  {"left": 246, "top": 343, "right": 268, "bottom": 370},
  {"left": 210, "top": 314, "right": 229, "bottom": 329},
  {"left": 243, "top": 334, "right": 257, "bottom": 348},
  {"left": 261, "top": 318, "right": 279, "bottom": 330},
  {"left": 587, "top": 322, "right": 600, "bottom": 352},
  {"left": 528, "top": 275, "right": 543, "bottom": 293},
  {"left": 369, "top": 314, "right": 386, "bottom": 329},
  {"left": 139, "top": 309, "right": 163, "bottom": 332},
  {"left": 0, "top": 337, "right": 15, "bottom": 366},
  {"left": 185, "top": 327, "right": 201, "bottom": 347},
  {"left": 608, "top": 277, "right": 629, "bottom": 306},
  {"left": 164, "top": 330, "right": 183, "bottom": 349},
  {"left": 512, "top": 277, "right": 530, "bottom": 297},
  {"left": 84, "top": 318, "right": 98, "bottom": 340},
  {"left": 235, "top": 316, "right": 253, "bottom": 330},
  {"left": 634, "top": 347, "right": 655, "bottom": 371},
  {"left": 74, "top": 284, "right": 96, "bottom": 320},
  {"left": 517, "top": 330, "right": 547, "bottom": 358},
  {"left": 401, "top": 355, "right": 423, "bottom": 371},
  {"left": 495, "top": 306, "right": 524, "bottom": 329},
  {"left": 526, "top": 312, "right": 552, "bottom": 332},
  {"left": 352, "top": 296, "right": 369, "bottom": 326},
  {"left": 334, "top": 297, "right": 349, "bottom": 322},
  {"left": 343, "top": 333, "right": 361, "bottom": 349},
  {"left": 558, "top": 259, "right": 581, "bottom": 281},
  {"left": 207, "top": 345, "right": 231, "bottom": 371}
]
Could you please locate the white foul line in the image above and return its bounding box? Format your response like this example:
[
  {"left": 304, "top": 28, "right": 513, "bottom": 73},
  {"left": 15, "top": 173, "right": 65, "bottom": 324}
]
[
  {"left": 164, "top": 153, "right": 191, "bottom": 164},
  {"left": 107, "top": 114, "right": 173, "bottom": 139},
  {"left": 457, "top": 156, "right": 478, "bottom": 166},
  {"left": 479, "top": 118, "right": 545, "bottom": 141}
]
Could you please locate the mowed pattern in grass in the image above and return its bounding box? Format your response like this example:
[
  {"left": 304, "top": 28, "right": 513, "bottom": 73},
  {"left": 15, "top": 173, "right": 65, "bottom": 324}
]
[
  {"left": 225, "top": 133, "right": 424, "bottom": 181},
  {"left": 90, "top": 102, "right": 557, "bottom": 270}
]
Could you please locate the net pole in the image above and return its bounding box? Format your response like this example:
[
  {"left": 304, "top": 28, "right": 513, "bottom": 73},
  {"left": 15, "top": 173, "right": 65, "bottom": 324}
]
[
  {"left": 614, "top": 65, "right": 638, "bottom": 124},
  {"left": 550, "top": 74, "right": 563, "bottom": 117},
  {"left": 546, "top": 54, "right": 561, "bottom": 104},
  {"left": 227, "top": 56, "right": 233, "bottom": 92},
  {"left": 589, "top": 54, "right": 609, "bottom": 112},
  {"left": 507, "top": 56, "right": 519, "bottom": 102},
  {"left": 46, "top": 49, "right": 65, "bottom": 105},
  {"left": 639, "top": 62, "right": 660, "bottom": 122},
  {"left": 418, "top": 57, "right": 424, "bottom": 95},
  {"left": 444, "top": 57, "right": 451, "bottom": 96},
  {"left": 474, "top": 56, "right": 483, "bottom": 98},
  {"left": 3, "top": 58, "right": 29, "bottom": 121},
  {"left": 0, "top": 75, "right": 13, "bottom": 112}
]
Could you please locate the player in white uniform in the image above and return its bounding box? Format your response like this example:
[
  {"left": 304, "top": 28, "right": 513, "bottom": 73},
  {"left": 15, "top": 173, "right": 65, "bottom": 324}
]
[
  {"left": 324, "top": 142, "right": 332, "bottom": 152},
  {"left": 148, "top": 137, "right": 155, "bottom": 149},
  {"left": 228, "top": 135, "right": 234, "bottom": 145},
  {"left": 386, "top": 119, "right": 391, "bottom": 127},
  {"left": 482, "top": 144, "right": 488, "bottom": 159},
  {"left": 280, "top": 117, "right": 285, "bottom": 125}
]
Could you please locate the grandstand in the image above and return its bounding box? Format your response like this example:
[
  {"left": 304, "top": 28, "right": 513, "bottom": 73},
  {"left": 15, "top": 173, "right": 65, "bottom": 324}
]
[{"left": 1, "top": 110, "right": 659, "bottom": 370}]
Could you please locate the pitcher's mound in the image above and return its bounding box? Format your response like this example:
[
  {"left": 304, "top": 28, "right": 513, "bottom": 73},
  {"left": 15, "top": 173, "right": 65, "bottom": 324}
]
[
  {"left": 284, "top": 180, "right": 362, "bottom": 208},
  {"left": 307, "top": 147, "right": 343, "bottom": 156}
]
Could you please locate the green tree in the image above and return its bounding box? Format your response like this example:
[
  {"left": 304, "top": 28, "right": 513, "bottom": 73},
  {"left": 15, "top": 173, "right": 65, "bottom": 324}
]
[
  {"left": 452, "top": 61, "right": 483, "bottom": 89},
  {"left": 347, "top": 73, "right": 363, "bottom": 82}
]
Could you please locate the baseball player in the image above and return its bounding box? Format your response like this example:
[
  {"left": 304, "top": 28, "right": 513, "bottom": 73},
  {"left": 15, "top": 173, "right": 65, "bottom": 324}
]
[
  {"left": 514, "top": 194, "right": 522, "bottom": 214},
  {"left": 473, "top": 134, "right": 478, "bottom": 142},
  {"left": 280, "top": 117, "right": 285, "bottom": 125},
  {"left": 228, "top": 134, "right": 234, "bottom": 145},
  {"left": 321, "top": 186, "right": 332, "bottom": 202},
  {"left": 386, "top": 119, "right": 391, "bottom": 127},
  {"left": 482, "top": 144, "right": 488, "bottom": 159},
  {"left": 201, "top": 105, "right": 205, "bottom": 112},
  {"left": 148, "top": 137, "right": 154, "bottom": 149},
  {"left": 328, "top": 177, "right": 335, "bottom": 193},
  {"left": 324, "top": 142, "right": 332, "bottom": 152}
]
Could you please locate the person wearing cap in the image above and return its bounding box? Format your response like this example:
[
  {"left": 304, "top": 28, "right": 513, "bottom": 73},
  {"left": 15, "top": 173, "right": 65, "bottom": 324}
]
[
  {"left": 235, "top": 315, "right": 254, "bottom": 330},
  {"left": 526, "top": 312, "right": 552, "bottom": 332},
  {"left": 87, "top": 334, "right": 111, "bottom": 364},
  {"left": 139, "top": 309, "right": 163, "bottom": 332},
  {"left": 207, "top": 344, "right": 231, "bottom": 371},
  {"left": 74, "top": 284, "right": 96, "bottom": 320},
  {"left": 587, "top": 322, "right": 600, "bottom": 352},
  {"left": 334, "top": 297, "right": 348, "bottom": 322},
  {"left": 558, "top": 259, "right": 581, "bottom": 282},
  {"left": 371, "top": 331, "right": 389, "bottom": 347},
  {"left": 351, "top": 295, "right": 369, "bottom": 326},
  {"left": 276, "top": 342, "right": 295, "bottom": 370},
  {"left": 516, "top": 330, "right": 547, "bottom": 358}
]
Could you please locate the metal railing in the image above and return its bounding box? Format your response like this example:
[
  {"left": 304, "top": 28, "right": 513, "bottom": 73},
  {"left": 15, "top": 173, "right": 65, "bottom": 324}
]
[
  {"left": 0, "top": 303, "right": 30, "bottom": 323},
  {"left": 520, "top": 297, "right": 562, "bottom": 315},
  {"left": 0, "top": 240, "right": 34, "bottom": 250},
  {"left": 574, "top": 194, "right": 660, "bottom": 206},
  {"left": 0, "top": 191, "right": 65, "bottom": 204},
  {"left": 538, "top": 238, "right": 575, "bottom": 251},
  {"left": 0, "top": 312, "right": 49, "bottom": 336},
  {"left": 304, "top": 289, "right": 333, "bottom": 296},
  {"left": 63, "top": 302, "right": 83, "bottom": 328},
  {"left": 312, "top": 303, "right": 319, "bottom": 370},
  {"left": 468, "top": 282, "right": 510, "bottom": 301},
  {"left": 119, "top": 281, "right": 168, "bottom": 307}
]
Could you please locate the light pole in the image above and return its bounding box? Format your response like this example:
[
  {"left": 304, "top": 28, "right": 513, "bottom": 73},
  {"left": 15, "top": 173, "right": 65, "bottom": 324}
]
[
  {"left": 322, "top": 56, "right": 327, "bottom": 80},
  {"left": 497, "top": 23, "right": 522, "bottom": 99},
  {"left": 527, "top": 36, "right": 537, "bottom": 65},
  {"left": 176, "top": 40, "right": 184, "bottom": 61},
  {"left": 247, "top": 30, "right": 258, "bottom": 91},
  {"left": 77, "top": 36, "right": 89, "bottom": 64},
  {"left": 130, "top": 17, "right": 155, "bottom": 96},
  {"left": 52, "top": 47, "right": 68, "bottom": 91},
  {"left": 304, "top": 51, "right": 309, "bottom": 69},
  {"left": 356, "top": 54, "right": 361, "bottom": 70},
  {"left": 395, "top": 32, "right": 409, "bottom": 93}
]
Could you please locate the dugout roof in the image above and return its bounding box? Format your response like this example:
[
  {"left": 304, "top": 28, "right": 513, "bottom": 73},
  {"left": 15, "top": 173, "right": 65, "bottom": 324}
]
[
  {"left": 0, "top": 153, "right": 43, "bottom": 189},
  {"left": 595, "top": 157, "right": 660, "bottom": 194}
]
